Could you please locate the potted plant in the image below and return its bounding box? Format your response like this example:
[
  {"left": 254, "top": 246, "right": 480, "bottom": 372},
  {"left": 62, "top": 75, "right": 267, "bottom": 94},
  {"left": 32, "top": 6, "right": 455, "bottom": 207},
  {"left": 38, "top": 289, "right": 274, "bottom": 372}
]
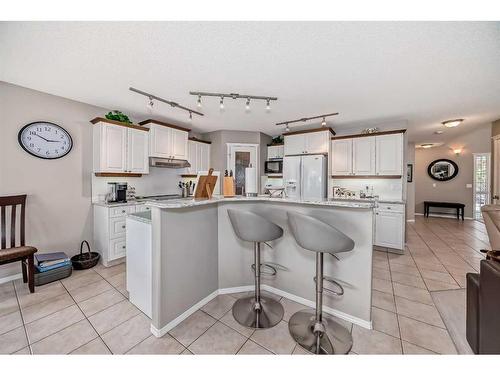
[{"left": 105, "top": 110, "right": 133, "bottom": 124}]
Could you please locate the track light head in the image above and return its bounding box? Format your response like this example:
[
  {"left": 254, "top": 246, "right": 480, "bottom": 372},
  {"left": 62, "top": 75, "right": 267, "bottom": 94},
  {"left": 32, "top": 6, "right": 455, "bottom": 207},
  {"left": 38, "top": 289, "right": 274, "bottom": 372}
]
[
  {"left": 197, "top": 95, "right": 202, "bottom": 108},
  {"left": 146, "top": 97, "right": 154, "bottom": 111},
  {"left": 285, "top": 123, "right": 290, "bottom": 132},
  {"left": 245, "top": 98, "right": 251, "bottom": 112},
  {"left": 219, "top": 97, "right": 225, "bottom": 111},
  {"left": 189, "top": 111, "right": 193, "bottom": 121},
  {"left": 321, "top": 117, "right": 327, "bottom": 127},
  {"left": 266, "top": 99, "right": 271, "bottom": 112}
]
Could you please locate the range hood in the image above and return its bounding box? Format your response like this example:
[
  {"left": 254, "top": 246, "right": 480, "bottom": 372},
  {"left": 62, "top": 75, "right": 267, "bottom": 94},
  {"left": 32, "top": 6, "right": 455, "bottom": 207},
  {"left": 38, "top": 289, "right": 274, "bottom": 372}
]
[{"left": 149, "top": 157, "right": 191, "bottom": 169}]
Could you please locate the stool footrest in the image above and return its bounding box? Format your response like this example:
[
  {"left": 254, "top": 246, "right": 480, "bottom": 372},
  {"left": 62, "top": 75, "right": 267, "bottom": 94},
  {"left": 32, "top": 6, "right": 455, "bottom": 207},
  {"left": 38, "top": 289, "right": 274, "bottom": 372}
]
[
  {"left": 313, "top": 276, "right": 345, "bottom": 296},
  {"left": 251, "top": 262, "right": 287, "bottom": 276}
]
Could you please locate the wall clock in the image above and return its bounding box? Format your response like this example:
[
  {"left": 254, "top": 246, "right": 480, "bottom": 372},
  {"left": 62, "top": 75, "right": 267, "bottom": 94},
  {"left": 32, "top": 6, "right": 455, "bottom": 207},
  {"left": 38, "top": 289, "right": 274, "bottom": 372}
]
[{"left": 18, "top": 121, "right": 73, "bottom": 160}]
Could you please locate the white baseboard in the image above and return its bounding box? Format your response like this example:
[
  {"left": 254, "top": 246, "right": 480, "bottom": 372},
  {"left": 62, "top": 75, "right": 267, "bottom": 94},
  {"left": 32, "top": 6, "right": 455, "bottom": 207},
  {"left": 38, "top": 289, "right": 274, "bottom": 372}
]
[
  {"left": 406, "top": 219, "right": 415, "bottom": 223},
  {"left": 150, "top": 284, "right": 372, "bottom": 337},
  {"left": 0, "top": 273, "right": 22, "bottom": 285},
  {"left": 415, "top": 213, "right": 473, "bottom": 220}
]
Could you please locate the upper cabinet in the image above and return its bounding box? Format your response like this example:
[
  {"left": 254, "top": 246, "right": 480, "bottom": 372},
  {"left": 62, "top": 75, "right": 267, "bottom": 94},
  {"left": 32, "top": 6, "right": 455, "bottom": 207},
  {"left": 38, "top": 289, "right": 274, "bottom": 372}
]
[
  {"left": 284, "top": 129, "right": 333, "bottom": 156},
  {"left": 139, "top": 119, "right": 189, "bottom": 160},
  {"left": 331, "top": 130, "right": 405, "bottom": 177},
  {"left": 91, "top": 118, "right": 149, "bottom": 175},
  {"left": 187, "top": 138, "right": 211, "bottom": 174},
  {"left": 267, "top": 144, "right": 284, "bottom": 160}
]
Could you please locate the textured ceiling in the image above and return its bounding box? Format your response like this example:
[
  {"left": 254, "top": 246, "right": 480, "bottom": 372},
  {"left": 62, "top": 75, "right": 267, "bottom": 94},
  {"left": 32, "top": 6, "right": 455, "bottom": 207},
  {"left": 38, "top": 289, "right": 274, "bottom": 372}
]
[{"left": 1, "top": 21, "right": 499, "bottom": 142}]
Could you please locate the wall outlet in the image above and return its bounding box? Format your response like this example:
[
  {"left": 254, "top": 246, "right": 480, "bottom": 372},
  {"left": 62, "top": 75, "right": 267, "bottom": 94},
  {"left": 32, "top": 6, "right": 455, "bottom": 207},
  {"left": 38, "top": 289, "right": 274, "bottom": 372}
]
[{"left": 466, "top": 183, "right": 472, "bottom": 189}]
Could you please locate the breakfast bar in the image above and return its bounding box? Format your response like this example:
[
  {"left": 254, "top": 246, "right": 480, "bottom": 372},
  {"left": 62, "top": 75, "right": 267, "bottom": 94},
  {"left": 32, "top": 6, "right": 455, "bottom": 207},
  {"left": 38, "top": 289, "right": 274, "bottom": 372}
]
[{"left": 140, "top": 196, "right": 375, "bottom": 337}]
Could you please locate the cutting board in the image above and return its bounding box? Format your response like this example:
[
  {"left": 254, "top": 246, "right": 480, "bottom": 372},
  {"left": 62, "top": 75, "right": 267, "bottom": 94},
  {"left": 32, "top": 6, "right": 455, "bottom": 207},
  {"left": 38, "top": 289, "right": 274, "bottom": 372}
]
[{"left": 194, "top": 168, "right": 218, "bottom": 199}]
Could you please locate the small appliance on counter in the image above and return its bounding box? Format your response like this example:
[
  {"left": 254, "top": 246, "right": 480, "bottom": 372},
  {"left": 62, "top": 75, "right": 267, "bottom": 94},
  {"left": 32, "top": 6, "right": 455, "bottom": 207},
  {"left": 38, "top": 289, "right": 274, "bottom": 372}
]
[{"left": 107, "top": 182, "right": 128, "bottom": 203}]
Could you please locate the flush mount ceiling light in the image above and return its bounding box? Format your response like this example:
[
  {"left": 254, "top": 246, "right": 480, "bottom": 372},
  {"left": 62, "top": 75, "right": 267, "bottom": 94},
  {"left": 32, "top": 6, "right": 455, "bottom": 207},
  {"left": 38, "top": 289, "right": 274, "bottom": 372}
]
[
  {"left": 420, "top": 143, "right": 434, "bottom": 149},
  {"left": 130, "top": 87, "right": 204, "bottom": 119},
  {"left": 276, "top": 112, "right": 339, "bottom": 131},
  {"left": 434, "top": 130, "right": 444, "bottom": 135},
  {"left": 442, "top": 119, "right": 464, "bottom": 128},
  {"left": 189, "top": 91, "right": 278, "bottom": 112}
]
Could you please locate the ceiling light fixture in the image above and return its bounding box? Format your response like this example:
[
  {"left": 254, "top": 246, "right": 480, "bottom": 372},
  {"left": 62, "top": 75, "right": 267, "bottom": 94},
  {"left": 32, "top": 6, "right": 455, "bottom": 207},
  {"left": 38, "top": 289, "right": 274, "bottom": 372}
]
[
  {"left": 219, "top": 97, "right": 225, "bottom": 111},
  {"left": 276, "top": 112, "right": 339, "bottom": 131},
  {"left": 146, "top": 97, "right": 154, "bottom": 111},
  {"left": 442, "top": 119, "right": 464, "bottom": 128},
  {"left": 434, "top": 130, "right": 444, "bottom": 135},
  {"left": 285, "top": 123, "right": 290, "bottom": 132},
  {"left": 129, "top": 87, "right": 204, "bottom": 118},
  {"left": 454, "top": 148, "right": 462, "bottom": 156},
  {"left": 189, "top": 111, "right": 193, "bottom": 121},
  {"left": 421, "top": 143, "right": 433, "bottom": 149},
  {"left": 197, "top": 95, "right": 202, "bottom": 108},
  {"left": 190, "top": 91, "right": 277, "bottom": 113}
]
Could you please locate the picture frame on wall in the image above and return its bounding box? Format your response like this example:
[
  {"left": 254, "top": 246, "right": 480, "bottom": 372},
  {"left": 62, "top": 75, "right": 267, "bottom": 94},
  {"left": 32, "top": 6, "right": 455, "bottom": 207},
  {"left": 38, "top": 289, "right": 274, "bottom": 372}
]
[{"left": 407, "top": 163, "right": 413, "bottom": 183}]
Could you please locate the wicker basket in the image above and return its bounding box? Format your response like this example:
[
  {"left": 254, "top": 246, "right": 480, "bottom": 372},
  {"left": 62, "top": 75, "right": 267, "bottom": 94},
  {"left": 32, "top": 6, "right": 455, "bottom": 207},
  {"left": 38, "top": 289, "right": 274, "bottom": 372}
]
[{"left": 71, "top": 240, "right": 100, "bottom": 270}]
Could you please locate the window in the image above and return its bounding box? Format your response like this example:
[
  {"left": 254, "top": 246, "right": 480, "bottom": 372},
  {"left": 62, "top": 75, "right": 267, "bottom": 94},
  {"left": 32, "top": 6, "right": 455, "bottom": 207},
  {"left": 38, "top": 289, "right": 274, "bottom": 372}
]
[{"left": 473, "top": 153, "right": 491, "bottom": 220}]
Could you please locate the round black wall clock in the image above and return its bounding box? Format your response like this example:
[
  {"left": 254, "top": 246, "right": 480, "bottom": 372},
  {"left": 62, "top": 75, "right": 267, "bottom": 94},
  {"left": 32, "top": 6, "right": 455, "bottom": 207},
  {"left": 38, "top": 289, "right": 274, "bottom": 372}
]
[{"left": 18, "top": 121, "right": 73, "bottom": 160}]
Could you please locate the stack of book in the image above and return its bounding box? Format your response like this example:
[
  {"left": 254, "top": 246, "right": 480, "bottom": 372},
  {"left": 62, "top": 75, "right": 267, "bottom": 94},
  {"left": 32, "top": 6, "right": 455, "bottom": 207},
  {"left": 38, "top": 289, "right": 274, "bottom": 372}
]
[{"left": 35, "top": 252, "right": 71, "bottom": 273}]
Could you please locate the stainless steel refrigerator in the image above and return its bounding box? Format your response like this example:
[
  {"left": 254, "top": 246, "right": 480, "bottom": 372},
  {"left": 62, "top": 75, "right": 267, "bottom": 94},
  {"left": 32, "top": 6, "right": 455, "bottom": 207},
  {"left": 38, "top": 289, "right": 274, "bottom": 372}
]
[{"left": 283, "top": 154, "right": 327, "bottom": 200}]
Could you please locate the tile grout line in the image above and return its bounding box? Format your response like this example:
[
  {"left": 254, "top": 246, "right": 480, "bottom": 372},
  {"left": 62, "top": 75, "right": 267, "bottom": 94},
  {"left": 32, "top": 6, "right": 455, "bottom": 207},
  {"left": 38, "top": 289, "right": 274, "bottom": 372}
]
[
  {"left": 386, "top": 252, "right": 404, "bottom": 354},
  {"left": 12, "top": 280, "right": 32, "bottom": 355},
  {"left": 182, "top": 309, "right": 220, "bottom": 352}
]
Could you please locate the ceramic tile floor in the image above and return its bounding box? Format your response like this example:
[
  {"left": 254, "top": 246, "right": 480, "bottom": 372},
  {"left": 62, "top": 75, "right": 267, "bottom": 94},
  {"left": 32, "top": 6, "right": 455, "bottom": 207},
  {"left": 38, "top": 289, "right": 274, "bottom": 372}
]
[{"left": 0, "top": 216, "right": 487, "bottom": 355}]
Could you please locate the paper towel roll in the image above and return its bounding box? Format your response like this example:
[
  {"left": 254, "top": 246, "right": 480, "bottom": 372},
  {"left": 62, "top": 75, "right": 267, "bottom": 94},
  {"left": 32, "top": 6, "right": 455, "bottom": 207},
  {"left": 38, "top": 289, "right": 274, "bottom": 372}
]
[{"left": 245, "top": 166, "right": 257, "bottom": 196}]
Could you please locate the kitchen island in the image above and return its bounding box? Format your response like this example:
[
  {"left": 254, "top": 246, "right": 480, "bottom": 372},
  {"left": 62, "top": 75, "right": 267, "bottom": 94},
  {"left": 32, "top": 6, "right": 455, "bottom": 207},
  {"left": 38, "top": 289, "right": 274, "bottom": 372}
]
[{"left": 130, "top": 196, "right": 375, "bottom": 337}]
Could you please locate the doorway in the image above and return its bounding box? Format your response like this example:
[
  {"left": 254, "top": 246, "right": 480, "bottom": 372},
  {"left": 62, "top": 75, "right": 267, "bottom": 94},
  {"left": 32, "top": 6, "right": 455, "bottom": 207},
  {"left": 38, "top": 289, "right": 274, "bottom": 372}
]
[
  {"left": 227, "top": 143, "right": 259, "bottom": 195},
  {"left": 473, "top": 153, "right": 491, "bottom": 220}
]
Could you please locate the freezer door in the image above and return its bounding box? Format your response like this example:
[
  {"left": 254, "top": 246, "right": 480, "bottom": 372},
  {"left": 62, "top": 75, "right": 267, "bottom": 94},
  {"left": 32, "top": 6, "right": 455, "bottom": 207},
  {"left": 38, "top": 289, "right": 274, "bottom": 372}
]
[
  {"left": 283, "top": 156, "right": 301, "bottom": 199},
  {"left": 301, "top": 155, "right": 327, "bottom": 200}
]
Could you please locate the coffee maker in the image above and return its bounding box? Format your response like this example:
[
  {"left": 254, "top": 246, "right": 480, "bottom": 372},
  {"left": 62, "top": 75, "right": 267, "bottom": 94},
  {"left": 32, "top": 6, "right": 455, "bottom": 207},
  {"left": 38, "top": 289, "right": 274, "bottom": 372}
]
[{"left": 107, "top": 182, "right": 128, "bottom": 203}]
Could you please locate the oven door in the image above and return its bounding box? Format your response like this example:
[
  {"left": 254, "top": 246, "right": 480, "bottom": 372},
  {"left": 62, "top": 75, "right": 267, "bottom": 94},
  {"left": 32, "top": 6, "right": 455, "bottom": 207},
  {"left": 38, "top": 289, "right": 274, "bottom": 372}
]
[{"left": 265, "top": 160, "right": 283, "bottom": 174}]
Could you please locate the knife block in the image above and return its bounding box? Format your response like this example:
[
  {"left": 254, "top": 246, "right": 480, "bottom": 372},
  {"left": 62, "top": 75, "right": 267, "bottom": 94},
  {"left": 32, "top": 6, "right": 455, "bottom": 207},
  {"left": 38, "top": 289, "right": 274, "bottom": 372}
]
[{"left": 223, "top": 176, "right": 236, "bottom": 197}]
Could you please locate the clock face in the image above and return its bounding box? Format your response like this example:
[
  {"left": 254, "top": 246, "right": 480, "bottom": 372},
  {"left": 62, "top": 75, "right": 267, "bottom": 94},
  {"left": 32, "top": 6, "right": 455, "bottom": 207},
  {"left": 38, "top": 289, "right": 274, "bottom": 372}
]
[{"left": 18, "top": 122, "right": 73, "bottom": 159}]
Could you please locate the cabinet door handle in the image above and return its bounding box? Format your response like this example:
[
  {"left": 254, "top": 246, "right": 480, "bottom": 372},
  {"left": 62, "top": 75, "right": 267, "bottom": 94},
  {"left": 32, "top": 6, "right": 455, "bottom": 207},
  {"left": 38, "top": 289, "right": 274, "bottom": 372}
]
[
  {"left": 122, "top": 245, "right": 126, "bottom": 249},
  {"left": 122, "top": 225, "right": 126, "bottom": 229},
  {"left": 121, "top": 210, "right": 126, "bottom": 213}
]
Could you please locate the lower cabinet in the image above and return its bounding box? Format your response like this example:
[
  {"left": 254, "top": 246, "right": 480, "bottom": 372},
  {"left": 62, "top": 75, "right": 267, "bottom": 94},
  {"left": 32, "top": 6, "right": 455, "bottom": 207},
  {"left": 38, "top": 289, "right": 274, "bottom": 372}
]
[
  {"left": 93, "top": 203, "right": 148, "bottom": 266},
  {"left": 374, "top": 203, "right": 405, "bottom": 251}
]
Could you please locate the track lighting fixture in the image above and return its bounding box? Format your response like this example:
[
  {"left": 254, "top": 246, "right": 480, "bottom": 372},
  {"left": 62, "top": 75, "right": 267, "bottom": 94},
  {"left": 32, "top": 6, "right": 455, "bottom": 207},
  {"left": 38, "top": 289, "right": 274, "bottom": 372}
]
[
  {"left": 129, "top": 87, "right": 204, "bottom": 118},
  {"left": 197, "top": 95, "right": 202, "bottom": 108},
  {"left": 146, "top": 97, "right": 154, "bottom": 111},
  {"left": 190, "top": 91, "right": 277, "bottom": 113},
  {"left": 189, "top": 111, "right": 193, "bottom": 121},
  {"left": 276, "top": 112, "right": 338, "bottom": 131}
]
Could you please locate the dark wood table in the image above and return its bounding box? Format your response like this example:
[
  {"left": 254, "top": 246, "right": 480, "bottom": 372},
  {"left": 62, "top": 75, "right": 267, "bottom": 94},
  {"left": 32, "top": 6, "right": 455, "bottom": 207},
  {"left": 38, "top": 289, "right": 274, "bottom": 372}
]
[{"left": 424, "top": 201, "right": 465, "bottom": 220}]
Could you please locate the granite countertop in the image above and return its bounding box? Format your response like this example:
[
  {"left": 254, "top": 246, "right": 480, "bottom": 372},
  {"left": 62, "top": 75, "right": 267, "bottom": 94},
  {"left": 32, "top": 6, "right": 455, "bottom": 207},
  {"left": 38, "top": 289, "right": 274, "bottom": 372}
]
[
  {"left": 330, "top": 197, "right": 406, "bottom": 205},
  {"left": 127, "top": 210, "right": 152, "bottom": 224},
  {"left": 93, "top": 199, "right": 150, "bottom": 208},
  {"left": 145, "top": 195, "right": 375, "bottom": 209}
]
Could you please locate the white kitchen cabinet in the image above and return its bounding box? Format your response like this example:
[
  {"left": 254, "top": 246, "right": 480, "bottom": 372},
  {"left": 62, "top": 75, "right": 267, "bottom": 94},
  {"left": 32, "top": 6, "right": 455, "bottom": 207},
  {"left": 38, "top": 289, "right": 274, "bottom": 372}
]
[
  {"left": 187, "top": 139, "right": 211, "bottom": 174},
  {"left": 92, "top": 118, "right": 149, "bottom": 174},
  {"left": 140, "top": 120, "right": 189, "bottom": 160},
  {"left": 267, "top": 145, "right": 284, "bottom": 160},
  {"left": 374, "top": 203, "right": 405, "bottom": 251},
  {"left": 352, "top": 137, "right": 375, "bottom": 175},
  {"left": 284, "top": 130, "right": 330, "bottom": 156},
  {"left": 375, "top": 133, "right": 403, "bottom": 175},
  {"left": 331, "top": 139, "right": 353, "bottom": 175}
]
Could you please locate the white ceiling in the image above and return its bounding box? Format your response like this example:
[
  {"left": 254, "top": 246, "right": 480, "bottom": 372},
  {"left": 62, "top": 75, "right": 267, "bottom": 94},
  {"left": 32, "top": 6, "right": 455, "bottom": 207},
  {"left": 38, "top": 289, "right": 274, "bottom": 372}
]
[{"left": 1, "top": 21, "right": 500, "bottom": 142}]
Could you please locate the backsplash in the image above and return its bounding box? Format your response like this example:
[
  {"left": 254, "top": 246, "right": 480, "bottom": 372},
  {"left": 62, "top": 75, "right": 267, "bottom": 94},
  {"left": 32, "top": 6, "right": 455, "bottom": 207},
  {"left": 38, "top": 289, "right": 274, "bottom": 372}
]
[{"left": 331, "top": 178, "right": 404, "bottom": 201}]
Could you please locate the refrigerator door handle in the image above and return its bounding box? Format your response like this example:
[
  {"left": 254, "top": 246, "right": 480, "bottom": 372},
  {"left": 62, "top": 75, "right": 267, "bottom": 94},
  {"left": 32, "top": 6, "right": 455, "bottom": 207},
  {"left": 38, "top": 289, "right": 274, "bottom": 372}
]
[{"left": 299, "top": 156, "right": 303, "bottom": 200}]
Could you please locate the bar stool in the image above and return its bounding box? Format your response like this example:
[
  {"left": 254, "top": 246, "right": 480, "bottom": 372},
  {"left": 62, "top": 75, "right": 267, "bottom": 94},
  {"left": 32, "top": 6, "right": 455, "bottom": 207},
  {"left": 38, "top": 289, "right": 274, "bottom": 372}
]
[
  {"left": 287, "top": 211, "right": 355, "bottom": 354},
  {"left": 227, "top": 209, "right": 284, "bottom": 329}
]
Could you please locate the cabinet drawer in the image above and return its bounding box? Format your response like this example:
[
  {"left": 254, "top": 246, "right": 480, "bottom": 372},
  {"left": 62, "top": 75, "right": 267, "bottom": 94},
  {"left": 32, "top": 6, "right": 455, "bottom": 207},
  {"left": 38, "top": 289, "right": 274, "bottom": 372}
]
[
  {"left": 109, "top": 217, "right": 127, "bottom": 239},
  {"left": 109, "top": 205, "right": 135, "bottom": 218},
  {"left": 377, "top": 203, "right": 404, "bottom": 213},
  {"left": 135, "top": 204, "right": 151, "bottom": 213},
  {"left": 109, "top": 238, "right": 126, "bottom": 260}
]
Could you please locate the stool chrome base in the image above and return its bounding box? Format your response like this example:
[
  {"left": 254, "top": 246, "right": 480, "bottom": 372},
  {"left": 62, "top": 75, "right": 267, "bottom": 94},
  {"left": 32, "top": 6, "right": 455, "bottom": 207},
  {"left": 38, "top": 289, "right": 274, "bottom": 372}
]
[
  {"left": 232, "top": 296, "right": 284, "bottom": 329},
  {"left": 288, "top": 309, "right": 353, "bottom": 354}
]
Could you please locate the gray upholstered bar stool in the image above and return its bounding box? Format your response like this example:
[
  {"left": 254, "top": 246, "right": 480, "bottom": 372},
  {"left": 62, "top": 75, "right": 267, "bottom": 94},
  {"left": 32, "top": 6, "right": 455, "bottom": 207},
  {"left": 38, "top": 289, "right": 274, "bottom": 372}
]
[
  {"left": 287, "top": 211, "right": 355, "bottom": 354},
  {"left": 227, "top": 209, "right": 284, "bottom": 329}
]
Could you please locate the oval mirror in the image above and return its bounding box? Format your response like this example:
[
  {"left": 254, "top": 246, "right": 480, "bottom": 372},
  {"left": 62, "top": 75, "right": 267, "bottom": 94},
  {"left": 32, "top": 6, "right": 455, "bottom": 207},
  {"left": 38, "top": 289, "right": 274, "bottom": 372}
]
[{"left": 427, "top": 159, "right": 459, "bottom": 181}]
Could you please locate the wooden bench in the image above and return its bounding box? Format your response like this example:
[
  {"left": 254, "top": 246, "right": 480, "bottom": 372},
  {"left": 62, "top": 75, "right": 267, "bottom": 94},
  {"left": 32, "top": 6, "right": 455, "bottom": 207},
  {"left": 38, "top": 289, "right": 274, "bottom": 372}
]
[{"left": 424, "top": 201, "right": 465, "bottom": 220}]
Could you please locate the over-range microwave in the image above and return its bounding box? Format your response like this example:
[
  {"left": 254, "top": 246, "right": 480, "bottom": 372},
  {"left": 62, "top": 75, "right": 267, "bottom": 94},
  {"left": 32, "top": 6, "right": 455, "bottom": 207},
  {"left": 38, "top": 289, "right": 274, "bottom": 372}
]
[{"left": 265, "top": 160, "right": 283, "bottom": 174}]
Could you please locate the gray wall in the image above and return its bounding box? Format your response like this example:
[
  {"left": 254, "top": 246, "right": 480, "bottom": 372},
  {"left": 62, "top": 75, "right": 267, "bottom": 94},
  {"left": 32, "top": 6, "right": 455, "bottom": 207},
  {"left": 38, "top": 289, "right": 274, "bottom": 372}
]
[
  {"left": 415, "top": 123, "right": 492, "bottom": 218},
  {"left": 0, "top": 82, "right": 108, "bottom": 279},
  {"left": 406, "top": 142, "right": 416, "bottom": 221}
]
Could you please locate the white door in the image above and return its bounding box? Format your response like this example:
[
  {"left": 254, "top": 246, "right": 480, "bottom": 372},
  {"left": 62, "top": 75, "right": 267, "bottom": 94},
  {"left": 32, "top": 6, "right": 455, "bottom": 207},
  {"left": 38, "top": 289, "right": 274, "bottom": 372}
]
[
  {"left": 197, "top": 143, "right": 210, "bottom": 172},
  {"left": 149, "top": 125, "right": 172, "bottom": 158},
  {"left": 283, "top": 156, "right": 301, "bottom": 199},
  {"left": 284, "top": 134, "right": 305, "bottom": 156},
  {"left": 352, "top": 137, "right": 375, "bottom": 175},
  {"left": 375, "top": 133, "right": 403, "bottom": 175},
  {"left": 331, "top": 139, "right": 353, "bottom": 175},
  {"left": 171, "top": 128, "right": 188, "bottom": 159},
  {"left": 127, "top": 129, "right": 149, "bottom": 174},
  {"left": 305, "top": 132, "right": 329, "bottom": 154},
  {"left": 227, "top": 144, "right": 258, "bottom": 195},
  {"left": 301, "top": 155, "right": 327, "bottom": 200},
  {"left": 375, "top": 211, "right": 404, "bottom": 249},
  {"left": 473, "top": 153, "right": 491, "bottom": 220},
  {"left": 187, "top": 140, "right": 197, "bottom": 174},
  {"left": 101, "top": 124, "right": 127, "bottom": 172}
]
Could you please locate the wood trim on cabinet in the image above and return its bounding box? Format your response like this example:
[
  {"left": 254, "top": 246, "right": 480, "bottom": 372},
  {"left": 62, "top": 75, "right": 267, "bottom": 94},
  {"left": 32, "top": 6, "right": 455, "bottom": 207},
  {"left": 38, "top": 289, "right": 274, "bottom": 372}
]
[
  {"left": 331, "top": 175, "right": 402, "bottom": 179},
  {"left": 188, "top": 137, "right": 212, "bottom": 145},
  {"left": 139, "top": 119, "right": 191, "bottom": 132},
  {"left": 267, "top": 143, "right": 284, "bottom": 146},
  {"left": 95, "top": 172, "right": 143, "bottom": 177},
  {"left": 266, "top": 175, "right": 283, "bottom": 178},
  {"left": 283, "top": 127, "right": 336, "bottom": 136},
  {"left": 180, "top": 174, "right": 198, "bottom": 178},
  {"left": 331, "top": 129, "right": 406, "bottom": 140},
  {"left": 90, "top": 117, "right": 149, "bottom": 132}
]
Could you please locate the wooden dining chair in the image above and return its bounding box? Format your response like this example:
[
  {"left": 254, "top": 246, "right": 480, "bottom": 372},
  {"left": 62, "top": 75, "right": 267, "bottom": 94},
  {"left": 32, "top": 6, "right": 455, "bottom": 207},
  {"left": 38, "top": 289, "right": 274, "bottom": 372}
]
[{"left": 0, "top": 195, "right": 37, "bottom": 293}]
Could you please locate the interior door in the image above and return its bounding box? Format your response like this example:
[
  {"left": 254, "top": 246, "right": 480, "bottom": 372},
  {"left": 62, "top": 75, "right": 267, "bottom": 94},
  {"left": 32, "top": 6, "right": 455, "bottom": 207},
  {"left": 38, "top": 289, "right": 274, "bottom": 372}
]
[
  {"left": 127, "top": 129, "right": 149, "bottom": 174},
  {"left": 352, "top": 136, "right": 375, "bottom": 175},
  {"left": 227, "top": 144, "right": 258, "bottom": 195}
]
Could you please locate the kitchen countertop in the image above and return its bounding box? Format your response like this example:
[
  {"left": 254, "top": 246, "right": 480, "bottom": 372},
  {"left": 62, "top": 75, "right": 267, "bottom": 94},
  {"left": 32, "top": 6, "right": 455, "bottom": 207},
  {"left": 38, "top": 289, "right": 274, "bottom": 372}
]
[
  {"left": 127, "top": 210, "right": 152, "bottom": 224},
  {"left": 330, "top": 197, "right": 406, "bottom": 205},
  {"left": 145, "top": 195, "right": 375, "bottom": 209}
]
